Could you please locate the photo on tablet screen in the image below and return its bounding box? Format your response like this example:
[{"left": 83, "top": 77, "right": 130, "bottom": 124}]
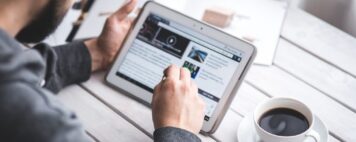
[
  {"left": 182, "top": 61, "right": 200, "bottom": 79},
  {"left": 188, "top": 47, "right": 208, "bottom": 63}
]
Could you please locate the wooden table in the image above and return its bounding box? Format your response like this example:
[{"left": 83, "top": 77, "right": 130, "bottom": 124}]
[{"left": 57, "top": 8, "right": 356, "bottom": 142}]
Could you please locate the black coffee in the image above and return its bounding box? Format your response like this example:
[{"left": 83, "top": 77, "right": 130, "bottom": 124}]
[{"left": 259, "top": 108, "right": 309, "bottom": 136}]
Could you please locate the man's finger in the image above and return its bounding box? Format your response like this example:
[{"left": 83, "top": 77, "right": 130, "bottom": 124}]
[
  {"left": 128, "top": 16, "right": 137, "bottom": 25},
  {"left": 180, "top": 67, "right": 191, "bottom": 82},
  {"left": 164, "top": 65, "right": 180, "bottom": 80},
  {"left": 191, "top": 81, "right": 198, "bottom": 95},
  {"left": 112, "top": 0, "right": 137, "bottom": 21}
]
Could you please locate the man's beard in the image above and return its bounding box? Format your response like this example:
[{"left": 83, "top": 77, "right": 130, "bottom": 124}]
[{"left": 15, "top": 0, "right": 69, "bottom": 43}]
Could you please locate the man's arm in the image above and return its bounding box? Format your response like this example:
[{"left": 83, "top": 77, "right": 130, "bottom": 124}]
[
  {"left": 152, "top": 65, "right": 206, "bottom": 142},
  {"left": 38, "top": 0, "right": 138, "bottom": 93},
  {"left": 33, "top": 41, "right": 91, "bottom": 93}
]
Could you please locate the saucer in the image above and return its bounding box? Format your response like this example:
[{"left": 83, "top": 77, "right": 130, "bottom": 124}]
[{"left": 237, "top": 114, "right": 328, "bottom": 142}]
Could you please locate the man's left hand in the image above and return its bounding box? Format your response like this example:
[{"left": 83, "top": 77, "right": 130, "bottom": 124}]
[{"left": 85, "top": 0, "right": 137, "bottom": 71}]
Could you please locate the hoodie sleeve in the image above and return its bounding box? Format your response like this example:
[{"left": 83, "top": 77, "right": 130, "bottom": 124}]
[
  {"left": 33, "top": 41, "right": 92, "bottom": 93},
  {"left": 154, "top": 127, "right": 201, "bottom": 142}
]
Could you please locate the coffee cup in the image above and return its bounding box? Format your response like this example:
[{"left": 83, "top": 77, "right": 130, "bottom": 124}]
[{"left": 253, "top": 97, "right": 320, "bottom": 142}]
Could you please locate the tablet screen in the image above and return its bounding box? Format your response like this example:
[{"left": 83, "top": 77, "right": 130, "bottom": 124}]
[{"left": 116, "top": 13, "right": 244, "bottom": 121}]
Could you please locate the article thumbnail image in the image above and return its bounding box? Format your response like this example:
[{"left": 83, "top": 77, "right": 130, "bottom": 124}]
[
  {"left": 188, "top": 47, "right": 208, "bottom": 63},
  {"left": 183, "top": 61, "right": 200, "bottom": 79}
]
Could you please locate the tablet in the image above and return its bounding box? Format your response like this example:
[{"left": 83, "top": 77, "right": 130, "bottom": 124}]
[{"left": 106, "top": 1, "right": 256, "bottom": 134}]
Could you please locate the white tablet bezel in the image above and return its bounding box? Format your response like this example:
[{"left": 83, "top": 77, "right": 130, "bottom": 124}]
[{"left": 106, "top": 1, "right": 256, "bottom": 134}]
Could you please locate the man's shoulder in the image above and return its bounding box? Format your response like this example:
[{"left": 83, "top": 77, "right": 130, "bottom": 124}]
[{"left": 0, "top": 30, "right": 45, "bottom": 86}]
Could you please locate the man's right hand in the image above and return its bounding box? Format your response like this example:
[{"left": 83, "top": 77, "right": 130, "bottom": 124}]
[{"left": 152, "top": 65, "right": 206, "bottom": 134}]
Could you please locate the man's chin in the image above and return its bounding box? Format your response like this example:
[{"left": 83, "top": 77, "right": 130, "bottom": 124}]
[{"left": 15, "top": 26, "right": 54, "bottom": 43}]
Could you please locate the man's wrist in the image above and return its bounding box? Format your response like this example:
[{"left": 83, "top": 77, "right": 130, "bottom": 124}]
[{"left": 84, "top": 38, "right": 108, "bottom": 71}]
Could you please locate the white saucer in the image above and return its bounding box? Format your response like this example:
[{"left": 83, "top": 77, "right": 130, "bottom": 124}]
[{"left": 237, "top": 114, "right": 328, "bottom": 142}]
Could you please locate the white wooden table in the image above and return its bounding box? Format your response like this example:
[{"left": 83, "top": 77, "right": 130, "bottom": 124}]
[{"left": 57, "top": 8, "right": 356, "bottom": 142}]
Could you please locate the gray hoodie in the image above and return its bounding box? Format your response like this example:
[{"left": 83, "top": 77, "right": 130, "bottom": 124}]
[{"left": 0, "top": 29, "right": 200, "bottom": 142}]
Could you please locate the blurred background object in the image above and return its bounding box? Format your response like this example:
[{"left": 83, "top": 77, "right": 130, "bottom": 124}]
[
  {"left": 291, "top": 0, "right": 356, "bottom": 38},
  {"left": 43, "top": 0, "right": 94, "bottom": 45},
  {"left": 173, "top": 0, "right": 288, "bottom": 66}
]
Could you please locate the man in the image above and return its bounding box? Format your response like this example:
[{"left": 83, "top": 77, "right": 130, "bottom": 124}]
[{"left": 0, "top": 0, "right": 206, "bottom": 141}]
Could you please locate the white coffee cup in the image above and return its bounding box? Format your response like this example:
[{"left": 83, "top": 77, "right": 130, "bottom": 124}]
[{"left": 253, "top": 97, "right": 320, "bottom": 142}]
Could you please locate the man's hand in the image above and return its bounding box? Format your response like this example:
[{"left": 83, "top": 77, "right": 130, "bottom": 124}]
[
  {"left": 152, "top": 65, "right": 206, "bottom": 134},
  {"left": 85, "top": 0, "right": 137, "bottom": 71}
]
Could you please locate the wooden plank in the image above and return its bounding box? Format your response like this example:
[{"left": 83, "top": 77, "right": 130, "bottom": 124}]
[
  {"left": 274, "top": 39, "right": 356, "bottom": 112},
  {"left": 329, "top": 136, "right": 341, "bottom": 142},
  {"left": 230, "top": 83, "right": 340, "bottom": 142},
  {"left": 231, "top": 83, "right": 269, "bottom": 116},
  {"left": 86, "top": 131, "right": 99, "bottom": 142},
  {"left": 245, "top": 65, "right": 356, "bottom": 141},
  {"left": 57, "top": 85, "right": 152, "bottom": 142},
  {"left": 282, "top": 8, "right": 356, "bottom": 77},
  {"left": 213, "top": 110, "right": 243, "bottom": 142},
  {"left": 81, "top": 72, "right": 216, "bottom": 142}
]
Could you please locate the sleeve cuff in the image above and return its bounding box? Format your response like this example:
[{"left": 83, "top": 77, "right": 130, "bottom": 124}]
[
  {"left": 153, "top": 127, "right": 201, "bottom": 142},
  {"left": 53, "top": 41, "right": 91, "bottom": 86}
]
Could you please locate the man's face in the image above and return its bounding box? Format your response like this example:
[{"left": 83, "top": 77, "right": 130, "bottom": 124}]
[{"left": 15, "top": 0, "right": 72, "bottom": 43}]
